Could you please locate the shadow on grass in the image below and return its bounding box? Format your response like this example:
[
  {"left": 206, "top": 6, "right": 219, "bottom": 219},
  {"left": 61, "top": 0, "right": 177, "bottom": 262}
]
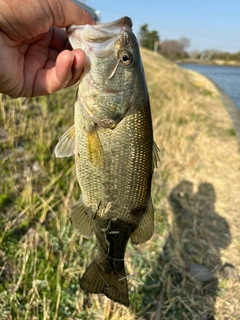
[{"left": 141, "top": 180, "right": 231, "bottom": 320}]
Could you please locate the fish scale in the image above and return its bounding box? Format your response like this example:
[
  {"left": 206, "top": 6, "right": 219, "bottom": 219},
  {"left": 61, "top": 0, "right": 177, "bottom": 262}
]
[
  {"left": 55, "top": 16, "right": 159, "bottom": 306},
  {"left": 75, "top": 105, "right": 152, "bottom": 223}
]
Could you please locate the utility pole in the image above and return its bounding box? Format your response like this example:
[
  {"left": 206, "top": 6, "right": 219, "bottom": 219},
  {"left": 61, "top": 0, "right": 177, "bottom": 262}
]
[{"left": 154, "top": 41, "right": 159, "bottom": 53}]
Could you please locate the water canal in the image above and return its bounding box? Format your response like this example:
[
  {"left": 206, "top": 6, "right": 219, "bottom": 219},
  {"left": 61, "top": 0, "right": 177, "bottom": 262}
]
[{"left": 179, "top": 63, "right": 240, "bottom": 110}]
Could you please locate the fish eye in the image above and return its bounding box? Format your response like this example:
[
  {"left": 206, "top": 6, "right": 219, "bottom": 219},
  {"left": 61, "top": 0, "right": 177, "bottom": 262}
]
[{"left": 119, "top": 51, "right": 132, "bottom": 66}]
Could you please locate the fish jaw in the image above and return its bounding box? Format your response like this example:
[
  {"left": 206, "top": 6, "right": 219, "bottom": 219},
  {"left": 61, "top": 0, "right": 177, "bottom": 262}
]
[
  {"left": 67, "top": 16, "right": 133, "bottom": 54},
  {"left": 68, "top": 17, "right": 148, "bottom": 129}
]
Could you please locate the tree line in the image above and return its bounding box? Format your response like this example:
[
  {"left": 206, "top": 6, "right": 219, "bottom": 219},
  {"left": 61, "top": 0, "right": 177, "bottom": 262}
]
[
  {"left": 191, "top": 49, "right": 240, "bottom": 62},
  {"left": 139, "top": 24, "right": 240, "bottom": 62},
  {"left": 139, "top": 24, "right": 189, "bottom": 60}
]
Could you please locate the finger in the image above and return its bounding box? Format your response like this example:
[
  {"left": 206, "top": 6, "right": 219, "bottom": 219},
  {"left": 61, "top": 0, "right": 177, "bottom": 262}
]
[
  {"left": 32, "top": 49, "right": 85, "bottom": 96},
  {"left": 66, "top": 49, "right": 86, "bottom": 86},
  {"left": 44, "top": 49, "right": 84, "bottom": 85},
  {"left": 48, "top": 48, "right": 59, "bottom": 61},
  {"left": 50, "top": 27, "right": 69, "bottom": 52},
  {"left": 55, "top": 49, "right": 86, "bottom": 87},
  {"left": 49, "top": 0, "right": 96, "bottom": 28},
  {"left": 24, "top": 27, "right": 68, "bottom": 53}
]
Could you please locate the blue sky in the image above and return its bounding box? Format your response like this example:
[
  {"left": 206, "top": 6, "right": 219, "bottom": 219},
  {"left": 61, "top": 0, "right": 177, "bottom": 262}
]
[{"left": 82, "top": 0, "right": 240, "bottom": 53}]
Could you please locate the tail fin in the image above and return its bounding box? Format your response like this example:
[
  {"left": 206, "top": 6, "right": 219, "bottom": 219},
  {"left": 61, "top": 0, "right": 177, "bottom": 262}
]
[{"left": 80, "top": 257, "right": 129, "bottom": 307}]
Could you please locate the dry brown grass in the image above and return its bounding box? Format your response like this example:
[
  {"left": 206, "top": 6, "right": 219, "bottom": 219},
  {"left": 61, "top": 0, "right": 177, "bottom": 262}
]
[{"left": 141, "top": 48, "right": 240, "bottom": 319}]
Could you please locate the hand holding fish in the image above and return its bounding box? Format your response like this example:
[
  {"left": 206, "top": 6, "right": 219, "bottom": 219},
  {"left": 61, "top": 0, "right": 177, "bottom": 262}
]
[{"left": 0, "top": 0, "right": 95, "bottom": 98}]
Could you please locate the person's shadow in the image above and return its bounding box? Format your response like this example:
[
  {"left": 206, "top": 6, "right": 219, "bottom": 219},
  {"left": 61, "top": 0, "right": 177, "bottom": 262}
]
[{"left": 141, "top": 180, "right": 232, "bottom": 320}]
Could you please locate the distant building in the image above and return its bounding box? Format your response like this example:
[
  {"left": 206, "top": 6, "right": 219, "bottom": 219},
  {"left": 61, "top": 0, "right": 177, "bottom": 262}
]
[{"left": 72, "top": 1, "right": 100, "bottom": 21}]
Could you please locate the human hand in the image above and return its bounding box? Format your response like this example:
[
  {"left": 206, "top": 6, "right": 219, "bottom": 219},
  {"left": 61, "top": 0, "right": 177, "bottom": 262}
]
[{"left": 0, "top": 0, "right": 95, "bottom": 98}]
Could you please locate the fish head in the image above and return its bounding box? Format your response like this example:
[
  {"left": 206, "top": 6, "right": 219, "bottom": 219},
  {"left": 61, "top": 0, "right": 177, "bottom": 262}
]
[{"left": 68, "top": 17, "right": 148, "bottom": 128}]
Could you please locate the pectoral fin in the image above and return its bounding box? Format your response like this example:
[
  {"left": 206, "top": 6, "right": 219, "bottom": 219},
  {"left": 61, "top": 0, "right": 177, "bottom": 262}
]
[
  {"left": 153, "top": 141, "right": 160, "bottom": 169},
  {"left": 55, "top": 125, "right": 75, "bottom": 158},
  {"left": 70, "top": 196, "right": 93, "bottom": 238},
  {"left": 131, "top": 197, "right": 154, "bottom": 244},
  {"left": 87, "top": 129, "right": 104, "bottom": 168}
]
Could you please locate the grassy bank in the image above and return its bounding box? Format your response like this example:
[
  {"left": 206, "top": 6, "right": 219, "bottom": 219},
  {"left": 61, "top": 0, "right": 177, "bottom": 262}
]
[{"left": 0, "top": 48, "right": 240, "bottom": 319}]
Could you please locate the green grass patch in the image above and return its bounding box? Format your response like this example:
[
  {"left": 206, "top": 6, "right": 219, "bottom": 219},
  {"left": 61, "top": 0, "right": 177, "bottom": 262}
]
[{"left": 226, "top": 128, "right": 236, "bottom": 136}]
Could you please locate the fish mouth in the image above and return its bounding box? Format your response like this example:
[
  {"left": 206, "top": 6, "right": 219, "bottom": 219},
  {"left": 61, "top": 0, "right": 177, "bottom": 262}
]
[
  {"left": 67, "top": 17, "right": 133, "bottom": 52},
  {"left": 67, "top": 16, "right": 132, "bottom": 39}
]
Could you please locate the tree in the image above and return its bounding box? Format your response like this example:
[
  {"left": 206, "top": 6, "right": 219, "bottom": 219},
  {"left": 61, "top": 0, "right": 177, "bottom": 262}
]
[
  {"left": 139, "top": 24, "right": 160, "bottom": 51},
  {"left": 190, "top": 50, "right": 201, "bottom": 59},
  {"left": 179, "top": 37, "right": 190, "bottom": 51},
  {"left": 159, "top": 38, "right": 190, "bottom": 60}
]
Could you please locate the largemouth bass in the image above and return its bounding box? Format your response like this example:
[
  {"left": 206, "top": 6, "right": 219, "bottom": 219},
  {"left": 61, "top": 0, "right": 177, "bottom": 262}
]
[{"left": 55, "top": 16, "right": 159, "bottom": 307}]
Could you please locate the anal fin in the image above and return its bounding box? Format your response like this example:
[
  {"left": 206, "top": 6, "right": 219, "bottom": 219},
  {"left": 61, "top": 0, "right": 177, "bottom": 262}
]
[
  {"left": 131, "top": 197, "right": 154, "bottom": 244},
  {"left": 70, "top": 196, "right": 93, "bottom": 238}
]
